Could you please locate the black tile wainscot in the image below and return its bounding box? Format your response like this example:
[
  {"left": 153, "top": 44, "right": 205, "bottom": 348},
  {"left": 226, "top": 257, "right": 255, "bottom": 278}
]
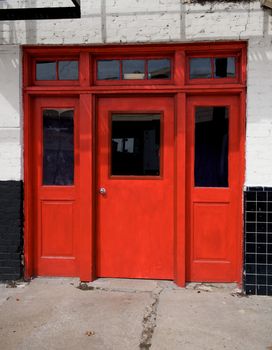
[
  {"left": 244, "top": 187, "right": 272, "bottom": 296},
  {"left": 0, "top": 181, "right": 23, "bottom": 280}
]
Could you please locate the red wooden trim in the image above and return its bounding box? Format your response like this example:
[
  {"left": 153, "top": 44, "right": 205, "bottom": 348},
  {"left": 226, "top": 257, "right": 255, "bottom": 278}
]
[
  {"left": 174, "top": 92, "right": 186, "bottom": 287},
  {"left": 79, "top": 93, "right": 94, "bottom": 281},
  {"left": 23, "top": 41, "right": 247, "bottom": 56},
  {"left": 80, "top": 52, "right": 91, "bottom": 87},
  {"left": 24, "top": 85, "right": 246, "bottom": 94},
  {"left": 174, "top": 51, "right": 185, "bottom": 86},
  {"left": 237, "top": 90, "right": 246, "bottom": 285},
  {"left": 23, "top": 93, "right": 34, "bottom": 279}
]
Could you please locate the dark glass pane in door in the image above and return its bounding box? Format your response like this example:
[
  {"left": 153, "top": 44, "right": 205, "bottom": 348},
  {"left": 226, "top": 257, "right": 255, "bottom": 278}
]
[
  {"left": 43, "top": 109, "right": 74, "bottom": 185},
  {"left": 111, "top": 114, "right": 160, "bottom": 176},
  {"left": 195, "top": 106, "right": 228, "bottom": 187}
]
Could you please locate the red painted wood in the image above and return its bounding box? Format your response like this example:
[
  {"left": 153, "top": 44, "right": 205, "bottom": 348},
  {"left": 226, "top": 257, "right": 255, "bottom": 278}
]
[
  {"left": 186, "top": 95, "right": 242, "bottom": 282},
  {"left": 78, "top": 93, "right": 94, "bottom": 281},
  {"left": 174, "top": 92, "right": 186, "bottom": 287},
  {"left": 33, "top": 97, "right": 80, "bottom": 276},
  {"left": 96, "top": 97, "right": 175, "bottom": 279},
  {"left": 23, "top": 42, "right": 246, "bottom": 282}
]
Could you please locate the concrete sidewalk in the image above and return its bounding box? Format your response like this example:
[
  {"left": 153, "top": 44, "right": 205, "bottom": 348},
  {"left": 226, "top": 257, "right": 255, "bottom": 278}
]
[{"left": 0, "top": 278, "right": 271, "bottom": 350}]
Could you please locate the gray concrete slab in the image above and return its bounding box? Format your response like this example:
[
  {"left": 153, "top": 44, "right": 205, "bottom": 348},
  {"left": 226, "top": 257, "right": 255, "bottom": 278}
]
[
  {"left": 0, "top": 278, "right": 152, "bottom": 350},
  {"left": 0, "top": 278, "right": 271, "bottom": 350},
  {"left": 152, "top": 284, "right": 272, "bottom": 350}
]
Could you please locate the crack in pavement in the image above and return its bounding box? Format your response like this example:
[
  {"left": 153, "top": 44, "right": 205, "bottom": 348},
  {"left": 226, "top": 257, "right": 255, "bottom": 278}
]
[{"left": 139, "top": 286, "right": 163, "bottom": 350}]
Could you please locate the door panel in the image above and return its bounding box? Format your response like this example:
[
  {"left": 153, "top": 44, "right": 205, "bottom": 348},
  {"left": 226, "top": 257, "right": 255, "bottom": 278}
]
[
  {"left": 187, "top": 96, "right": 241, "bottom": 282},
  {"left": 97, "top": 97, "right": 174, "bottom": 279},
  {"left": 33, "top": 98, "right": 79, "bottom": 276}
]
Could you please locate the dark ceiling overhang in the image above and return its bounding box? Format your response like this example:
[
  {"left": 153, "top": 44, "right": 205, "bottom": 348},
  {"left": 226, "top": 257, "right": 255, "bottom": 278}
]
[{"left": 0, "top": 0, "right": 80, "bottom": 21}]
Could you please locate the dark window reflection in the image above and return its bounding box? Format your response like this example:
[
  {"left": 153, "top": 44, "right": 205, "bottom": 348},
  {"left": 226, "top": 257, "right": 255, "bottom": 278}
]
[
  {"left": 123, "top": 60, "right": 145, "bottom": 79},
  {"left": 190, "top": 58, "right": 212, "bottom": 79},
  {"left": 97, "top": 60, "right": 120, "bottom": 80},
  {"left": 36, "top": 61, "right": 57, "bottom": 80},
  {"left": 111, "top": 114, "right": 160, "bottom": 176},
  {"left": 195, "top": 107, "right": 228, "bottom": 187},
  {"left": 43, "top": 109, "right": 74, "bottom": 185},
  {"left": 59, "top": 61, "right": 79, "bottom": 80},
  {"left": 215, "top": 57, "right": 236, "bottom": 78},
  {"left": 148, "top": 59, "right": 171, "bottom": 79}
]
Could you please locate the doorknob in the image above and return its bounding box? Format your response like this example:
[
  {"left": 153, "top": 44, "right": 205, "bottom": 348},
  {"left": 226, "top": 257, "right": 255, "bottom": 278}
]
[{"left": 99, "top": 187, "right": 107, "bottom": 195}]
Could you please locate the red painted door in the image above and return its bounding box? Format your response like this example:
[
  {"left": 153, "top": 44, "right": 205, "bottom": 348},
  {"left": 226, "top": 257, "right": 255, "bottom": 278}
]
[
  {"left": 33, "top": 97, "right": 79, "bottom": 276},
  {"left": 186, "top": 95, "right": 242, "bottom": 282},
  {"left": 97, "top": 97, "right": 174, "bottom": 279}
]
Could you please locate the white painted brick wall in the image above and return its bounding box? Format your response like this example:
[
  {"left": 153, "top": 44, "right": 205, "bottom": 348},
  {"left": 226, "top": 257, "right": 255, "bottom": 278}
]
[
  {"left": 0, "top": 46, "right": 21, "bottom": 181},
  {"left": 0, "top": 0, "right": 271, "bottom": 186}
]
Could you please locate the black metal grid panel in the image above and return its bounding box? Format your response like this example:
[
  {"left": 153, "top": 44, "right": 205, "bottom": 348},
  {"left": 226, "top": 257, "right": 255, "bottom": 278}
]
[
  {"left": 0, "top": 0, "right": 80, "bottom": 20},
  {"left": 244, "top": 187, "right": 272, "bottom": 296}
]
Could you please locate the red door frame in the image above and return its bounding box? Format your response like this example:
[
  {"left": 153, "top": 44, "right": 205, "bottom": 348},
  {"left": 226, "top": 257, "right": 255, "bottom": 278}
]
[{"left": 23, "top": 42, "right": 246, "bottom": 286}]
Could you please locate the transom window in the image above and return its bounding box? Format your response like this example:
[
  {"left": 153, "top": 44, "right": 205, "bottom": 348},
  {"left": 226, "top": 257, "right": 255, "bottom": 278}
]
[
  {"left": 36, "top": 60, "right": 79, "bottom": 81},
  {"left": 190, "top": 57, "right": 236, "bottom": 80},
  {"left": 97, "top": 58, "right": 171, "bottom": 81}
]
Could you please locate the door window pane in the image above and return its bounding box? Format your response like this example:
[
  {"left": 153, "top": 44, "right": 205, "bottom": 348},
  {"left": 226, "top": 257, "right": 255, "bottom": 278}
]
[
  {"left": 43, "top": 109, "right": 74, "bottom": 185},
  {"left": 59, "top": 61, "right": 79, "bottom": 80},
  {"left": 111, "top": 114, "right": 160, "bottom": 176},
  {"left": 148, "top": 59, "right": 171, "bottom": 79},
  {"left": 97, "top": 60, "right": 120, "bottom": 80},
  {"left": 190, "top": 58, "right": 212, "bottom": 79},
  {"left": 122, "top": 60, "right": 145, "bottom": 79},
  {"left": 214, "top": 57, "right": 235, "bottom": 78},
  {"left": 195, "top": 106, "right": 228, "bottom": 187},
  {"left": 36, "top": 61, "right": 57, "bottom": 80}
]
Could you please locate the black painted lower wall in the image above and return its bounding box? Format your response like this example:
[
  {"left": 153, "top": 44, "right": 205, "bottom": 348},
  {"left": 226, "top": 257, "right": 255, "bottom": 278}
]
[
  {"left": 0, "top": 181, "right": 23, "bottom": 280},
  {"left": 244, "top": 187, "right": 272, "bottom": 296}
]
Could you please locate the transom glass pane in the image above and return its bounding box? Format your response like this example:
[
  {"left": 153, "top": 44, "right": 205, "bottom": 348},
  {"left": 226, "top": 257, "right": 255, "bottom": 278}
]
[
  {"left": 36, "top": 61, "right": 57, "bottom": 80},
  {"left": 214, "top": 57, "right": 236, "bottom": 78},
  {"left": 111, "top": 114, "right": 160, "bottom": 176},
  {"left": 195, "top": 106, "right": 228, "bottom": 187},
  {"left": 59, "top": 61, "right": 79, "bottom": 80},
  {"left": 190, "top": 58, "right": 212, "bottom": 79},
  {"left": 122, "top": 60, "right": 145, "bottom": 79},
  {"left": 97, "top": 60, "right": 120, "bottom": 80},
  {"left": 43, "top": 109, "right": 74, "bottom": 185},
  {"left": 148, "top": 59, "right": 171, "bottom": 79}
]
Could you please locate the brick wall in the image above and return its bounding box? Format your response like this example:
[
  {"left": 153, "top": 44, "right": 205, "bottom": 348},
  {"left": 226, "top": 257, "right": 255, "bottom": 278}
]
[{"left": 0, "top": 181, "right": 23, "bottom": 280}]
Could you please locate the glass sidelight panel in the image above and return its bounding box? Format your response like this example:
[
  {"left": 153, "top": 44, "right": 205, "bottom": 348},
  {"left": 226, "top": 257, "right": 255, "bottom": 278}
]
[
  {"left": 111, "top": 114, "right": 160, "bottom": 176},
  {"left": 43, "top": 109, "right": 74, "bottom": 185},
  {"left": 214, "top": 57, "right": 235, "bottom": 78},
  {"left": 195, "top": 106, "right": 229, "bottom": 187}
]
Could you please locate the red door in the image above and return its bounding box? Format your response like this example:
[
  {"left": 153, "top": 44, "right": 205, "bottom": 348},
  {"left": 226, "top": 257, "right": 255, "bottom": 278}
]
[
  {"left": 97, "top": 97, "right": 174, "bottom": 279},
  {"left": 186, "top": 95, "right": 242, "bottom": 282},
  {"left": 33, "top": 97, "right": 79, "bottom": 276}
]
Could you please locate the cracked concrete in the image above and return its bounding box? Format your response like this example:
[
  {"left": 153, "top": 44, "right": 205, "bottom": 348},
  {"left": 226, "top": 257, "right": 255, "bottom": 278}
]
[{"left": 0, "top": 278, "right": 272, "bottom": 350}]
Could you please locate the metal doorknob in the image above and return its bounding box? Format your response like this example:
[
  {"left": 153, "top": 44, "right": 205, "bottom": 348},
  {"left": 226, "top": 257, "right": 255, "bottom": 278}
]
[{"left": 99, "top": 187, "right": 107, "bottom": 195}]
